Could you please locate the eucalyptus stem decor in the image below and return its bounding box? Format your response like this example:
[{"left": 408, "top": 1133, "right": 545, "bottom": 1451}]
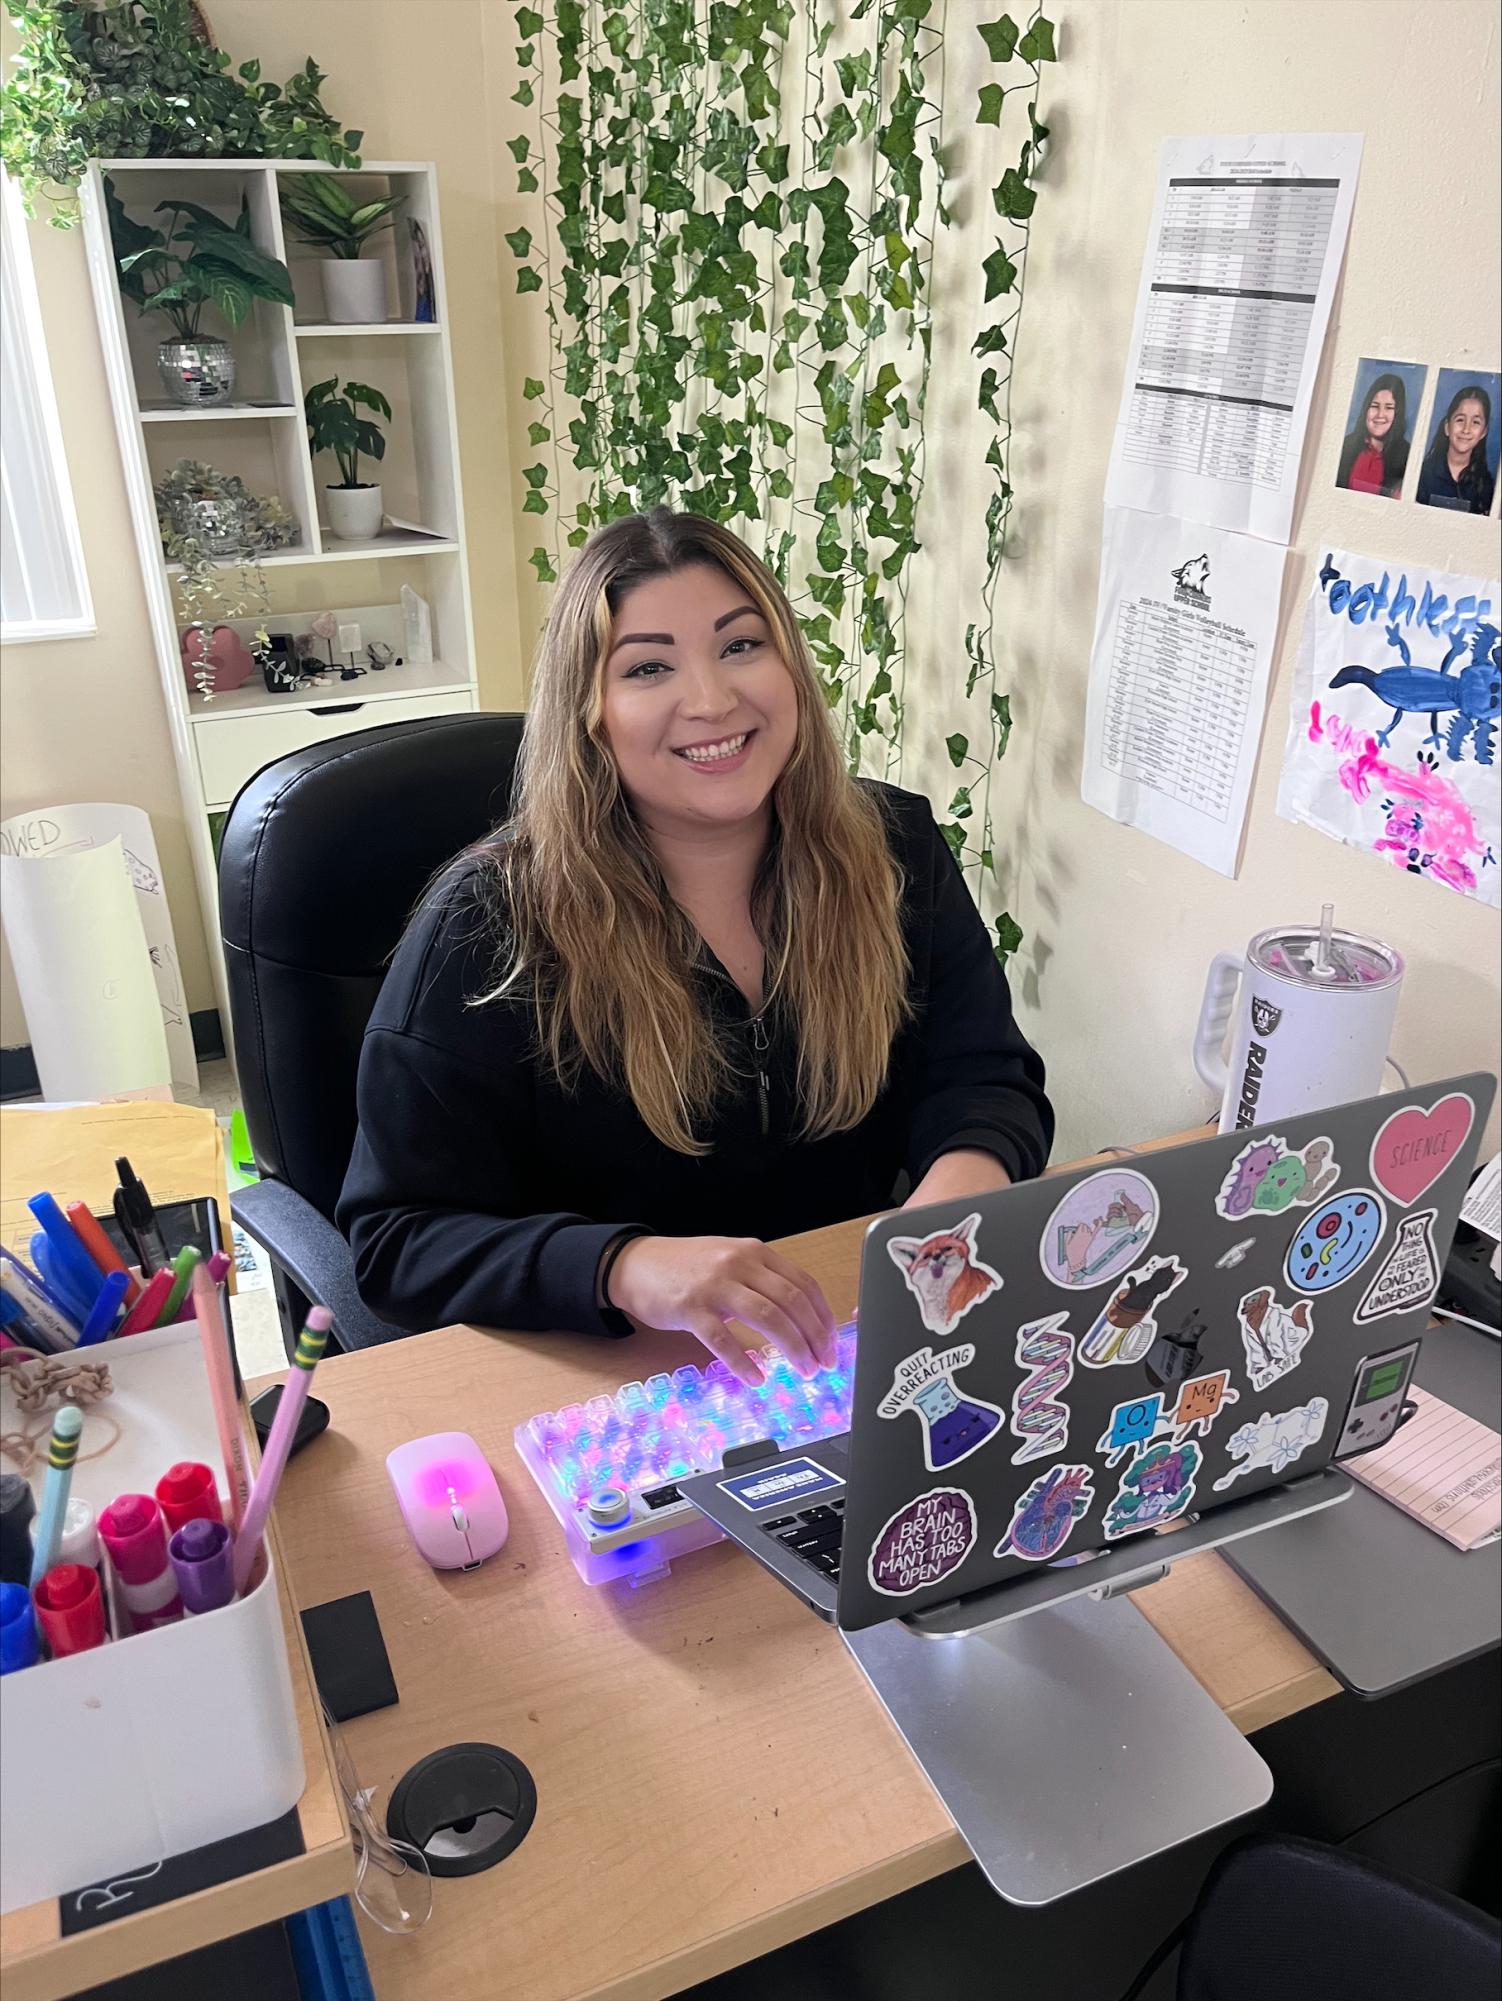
[{"left": 504, "top": 1, "right": 1056, "bottom": 962}]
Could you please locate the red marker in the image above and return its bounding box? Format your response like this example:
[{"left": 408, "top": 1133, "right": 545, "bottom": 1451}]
[
  {"left": 64, "top": 1203, "right": 142, "bottom": 1307},
  {"left": 98, "top": 1494, "right": 182, "bottom": 1631},
  {"left": 116, "top": 1268, "right": 173, "bottom": 1339},
  {"left": 155, "top": 1462, "right": 223, "bottom": 1536},
  {"left": 33, "top": 1563, "right": 106, "bottom": 1657}
]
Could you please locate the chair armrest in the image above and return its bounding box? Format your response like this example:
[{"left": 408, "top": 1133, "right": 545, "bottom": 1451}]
[{"left": 230, "top": 1179, "right": 407, "bottom": 1350}]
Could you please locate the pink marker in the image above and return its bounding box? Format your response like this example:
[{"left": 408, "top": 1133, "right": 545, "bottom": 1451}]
[{"left": 98, "top": 1494, "right": 183, "bottom": 1632}]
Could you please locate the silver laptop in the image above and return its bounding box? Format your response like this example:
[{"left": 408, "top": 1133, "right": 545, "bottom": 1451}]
[{"left": 681, "top": 1074, "right": 1493, "bottom": 1631}]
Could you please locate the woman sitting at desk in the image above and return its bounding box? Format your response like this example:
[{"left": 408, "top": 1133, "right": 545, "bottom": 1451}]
[{"left": 337, "top": 509, "right": 1052, "bottom": 1383}]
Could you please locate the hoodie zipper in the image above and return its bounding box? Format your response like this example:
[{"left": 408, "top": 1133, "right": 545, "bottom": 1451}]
[{"left": 748, "top": 1013, "right": 771, "bottom": 1137}]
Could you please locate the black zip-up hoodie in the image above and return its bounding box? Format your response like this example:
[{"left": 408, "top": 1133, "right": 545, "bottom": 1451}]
[{"left": 337, "top": 782, "right": 1053, "bottom": 1337}]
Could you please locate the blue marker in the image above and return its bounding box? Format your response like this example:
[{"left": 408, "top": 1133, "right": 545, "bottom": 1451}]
[
  {"left": 30, "top": 1404, "right": 83, "bottom": 1590},
  {"left": 77, "top": 1268, "right": 130, "bottom": 1347},
  {"left": 27, "top": 1195, "right": 106, "bottom": 1316},
  {"left": 0, "top": 1582, "right": 39, "bottom": 1674}
]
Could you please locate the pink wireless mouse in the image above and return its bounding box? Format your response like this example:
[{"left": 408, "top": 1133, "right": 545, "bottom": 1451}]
[{"left": 386, "top": 1431, "right": 509, "bottom": 1571}]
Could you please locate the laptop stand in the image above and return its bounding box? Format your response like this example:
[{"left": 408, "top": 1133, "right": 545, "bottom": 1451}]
[{"left": 843, "top": 1469, "right": 1351, "bottom": 1906}]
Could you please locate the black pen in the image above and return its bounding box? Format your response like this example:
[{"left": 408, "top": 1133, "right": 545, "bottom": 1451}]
[{"left": 114, "top": 1157, "right": 169, "bottom": 1275}]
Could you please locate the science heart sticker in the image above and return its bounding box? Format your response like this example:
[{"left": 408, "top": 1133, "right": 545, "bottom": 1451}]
[
  {"left": 1285, "top": 1190, "right": 1386, "bottom": 1294},
  {"left": 878, "top": 1344, "right": 1004, "bottom": 1473},
  {"left": 1038, "top": 1169, "right": 1159, "bottom": 1290},
  {"left": 1215, "top": 1135, "right": 1341, "bottom": 1221},
  {"left": 1355, "top": 1209, "right": 1441, "bottom": 1324},
  {"left": 885, "top": 1213, "right": 1002, "bottom": 1337},
  {"left": 995, "top": 1463, "right": 1095, "bottom": 1562},
  {"left": 1008, "top": 1311, "right": 1076, "bottom": 1464},
  {"left": 1369, "top": 1094, "right": 1474, "bottom": 1206},
  {"left": 868, "top": 1488, "right": 977, "bottom": 1597}
]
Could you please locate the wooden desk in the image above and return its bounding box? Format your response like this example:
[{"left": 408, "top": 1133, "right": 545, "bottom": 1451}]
[{"left": 260, "top": 1167, "right": 1339, "bottom": 2001}]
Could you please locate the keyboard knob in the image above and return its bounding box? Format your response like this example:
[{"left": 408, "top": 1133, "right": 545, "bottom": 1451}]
[{"left": 587, "top": 1486, "right": 631, "bottom": 1527}]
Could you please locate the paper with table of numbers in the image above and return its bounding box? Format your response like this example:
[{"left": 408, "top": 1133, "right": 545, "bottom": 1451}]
[
  {"left": 1105, "top": 133, "right": 1362, "bottom": 544},
  {"left": 1082, "top": 506, "right": 1286, "bottom": 875}
]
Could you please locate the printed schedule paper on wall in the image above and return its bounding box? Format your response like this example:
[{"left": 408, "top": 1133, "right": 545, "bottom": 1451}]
[
  {"left": 1082, "top": 507, "right": 1286, "bottom": 876},
  {"left": 1105, "top": 133, "right": 1362, "bottom": 544}
]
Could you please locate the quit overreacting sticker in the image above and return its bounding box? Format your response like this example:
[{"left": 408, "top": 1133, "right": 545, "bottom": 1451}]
[
  {"left": 867, "top": 1488, "right": 977, "bottom": 1597},
  {"left": 878, "top": 1344, "right": 1004, "bottom": 1472}
]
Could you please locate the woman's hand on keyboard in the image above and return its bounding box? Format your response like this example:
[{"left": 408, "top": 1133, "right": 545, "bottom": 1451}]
[{"left": 605, "top": 1235, "right": 838, "bottom": 1385}]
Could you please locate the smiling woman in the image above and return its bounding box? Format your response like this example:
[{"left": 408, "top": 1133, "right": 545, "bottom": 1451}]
[{"left": 337, "top": 509, "right": 1053, "bottom": 1381}]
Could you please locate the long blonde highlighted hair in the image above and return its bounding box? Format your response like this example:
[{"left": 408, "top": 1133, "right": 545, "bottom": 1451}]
[{"left": 473, "top": 508, "right": 910, "bottom": 1155}]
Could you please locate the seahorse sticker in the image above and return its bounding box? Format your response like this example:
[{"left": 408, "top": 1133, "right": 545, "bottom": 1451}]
[{"left": 885, "top": 1213, "right": 1002, "bottom": 1337}]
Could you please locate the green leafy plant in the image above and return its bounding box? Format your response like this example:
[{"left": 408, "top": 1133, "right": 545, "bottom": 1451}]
[
  {"left": 504, "top": 2, "right": 1057, "bottom": 964},
  {"left": 304, "top": 375, "right": 391, "bottom": 488},
  {"left": 105, "top": 178, "right": 293, "bottom": 337},
  {"left": 1, "top": 0, "right": 363, "bottom": 226},
  {"left": 152, "top": 458, "right": 297, "bottom": 699},
  {"left": 279, "top": 173, "right": 405, "bottom": 259}
]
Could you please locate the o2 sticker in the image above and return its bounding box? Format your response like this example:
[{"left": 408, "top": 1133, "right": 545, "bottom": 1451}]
[
  {"left": 867, "top": 1487, "right": 977, "bottom": 1596},
  {"left": 1369, "top": 1093, "right": 1474, "bottom": 1206},
  {"left": 878, "top": 1343, "right": 1004, "bottom": 1473},
  {"left": 994, "top": 1463, "right": 1095, "bottom": 1562},
  {"left": 1102, "top": 1439, "right": 1201, "bottom": 1540},
  {"left": 1008, "top": 1311, "right": 1075, "bottom": 1464},
  {"left": 1355, "top": 1209, "right": 1441, "bottom": 1324},
  {"left": 1038, "top": 1169, "right": 1158, "bottom": 1290},
  {"left": 1285, "top": 1190, "right": 1386, "bottom": 1293},
  {"left": 1213, "top": 1396, "right": 1329, "bottom": 1491}
]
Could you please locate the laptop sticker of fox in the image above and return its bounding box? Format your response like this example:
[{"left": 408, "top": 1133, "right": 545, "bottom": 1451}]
[{"left": 886, "top": 1213, "right": 1003, "bottom": 1337}]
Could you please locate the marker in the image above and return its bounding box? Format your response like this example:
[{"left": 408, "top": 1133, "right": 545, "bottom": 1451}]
[
  {"left": 114, "top": 1158, "right": 169, "bottom": 1275},
  {"left": 155, "top": 1462, "right": 223, "bottom": 1536},
  {"left": 0, "top": 1294, "right": 41, "bottom": 1353},
  {"left": 27, "top": 1194, "right": 106, "bottom": 1316},
  {"left": 0, "top": 1582, "right": 38, "bottom": 1674},
  {"left": 77, "top": 1268, "right": 130, "bottom": 1347},
  {"left": 0, "top": 1251, "right": 78, "bottom": 1352},
  {"left": 0, "top": 1474, "right": 36, "bottom": 1588},
  {"left": 206, "top": 1250, "right": 232, "bottom": 1286},
  {"left": 154, "top": 1245, "right": 202, "bottom": 1327},
  {"left": 169, "top": 1519, "right": 236, "bottom": 1615},
  {"left": 29, "top": 1405, "right": 83, "bottom": 1590},
  {"left": 34, "top": 1563, "right": 106, "bottom": 1657},
  {"left": 98, "top": 1494, "right": 182, "bottom": 1631},
  {"left": 116, "top": 1268, "right": 173, "bottom": 1338},
  {"left": 194, "top": 1265, "right": 251, "bottom": 1531},
  {"left": 233, "top": 1307, "right": 331, "bottom": 1594},
  {"left": 65, "top": 1201, "right": 142, "bottom": 1305}
]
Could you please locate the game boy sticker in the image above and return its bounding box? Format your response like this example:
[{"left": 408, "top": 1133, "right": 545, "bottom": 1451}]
[
  {"left": 1237, "top": 1285, "right": 1315, "bottom": 1393},
  {"left": 878, "top": 1343, "right": 1004, "bottom": 1472},
  {"left": 1102, "top": 1440, "right": 1202, "bottom": 1540},
  {"left": 1213, "top": 1397, "right": 1329, "bottom": 1490},
  {"left": 1215, "top": 1135, "right": 1341, "bottom": 1221},
  {"left": 1369, "top": 1093, "right": 1474, "bottom": 1206},
  {"left": 1285, "top": 1190, "right": 1386, "bottom": 1294},
  {"left": 1038, "top": 1169, "right": 1159, "bottom": 1290},
  {"left": 995, "top": 1463, "right": 1096, "bottom": 1562},
  {"left": 868, "top": 1487, "right": 978, "bottom": 1596},
  {"left": 1080, "top": 1255, "right": 1188, "bottom": 1368},
  {"left": 1355, "top": 1209, "right": 1441, "bottom": 1323},
  {"left": 885, "top": 1213, "right": 1002, "bottom": 1337},
  {"left": 1009, "top": 1311, "right": 1076, "bottom": 1464},
  {"left": 717, "top": 1456, "right": 843, "bottom": 1512}
]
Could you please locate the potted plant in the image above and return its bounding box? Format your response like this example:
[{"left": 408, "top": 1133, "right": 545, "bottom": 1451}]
[
  {"left": 107, "top": 181, "right": 295, "bottom": 405},
  {"left": 280, "top": 174, "right": 405, "bottom": 324},
  {"left": 305, "top": 376, "right": 392, "bottom": 540},
  {"left": 153, "top": 460, "right": 299, "bottom": 698}
]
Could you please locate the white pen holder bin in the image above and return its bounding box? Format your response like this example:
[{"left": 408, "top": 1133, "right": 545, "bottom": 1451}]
[{"left": 0, "top": 1322, "right": 305, "bottom": 1914}]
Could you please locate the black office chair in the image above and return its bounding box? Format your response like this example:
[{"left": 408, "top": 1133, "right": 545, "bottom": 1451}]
[
  {"left": 1125, "top": 1830, "right": 1502, "bottom": 2001},
  {"left": 218, "top": 712, "right": 525, "bottom": 1355}
]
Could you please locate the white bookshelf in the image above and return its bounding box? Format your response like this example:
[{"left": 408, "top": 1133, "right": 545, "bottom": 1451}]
[{"left": 79, "top": 158, "right": 480, "bottom": 1046}]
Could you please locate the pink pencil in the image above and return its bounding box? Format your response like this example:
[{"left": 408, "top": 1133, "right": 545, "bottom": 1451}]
[
  {"left": 193, "top": 1264, "right": 251, "bottom": 1533},
  {"left": 232, "top": 1307, "right": 330, "bottom": 1595}
]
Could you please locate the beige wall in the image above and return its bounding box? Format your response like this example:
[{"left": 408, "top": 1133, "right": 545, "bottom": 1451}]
[
  {"left": 5, "top": 0, "right": 1499, "bottom": 1169},
  {"left": 0, "top": 0, "right": 524, "bottom": 1047}
]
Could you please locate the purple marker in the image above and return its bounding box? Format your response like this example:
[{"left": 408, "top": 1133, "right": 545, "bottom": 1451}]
[{"left": 168, "top": 1518, "right": 235, "bottom": 1615}]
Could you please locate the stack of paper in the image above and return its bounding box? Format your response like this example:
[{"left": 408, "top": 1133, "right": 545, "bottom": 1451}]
[{"left": 1345, "top": 1386, "right": 1501, "bottom": 1552}]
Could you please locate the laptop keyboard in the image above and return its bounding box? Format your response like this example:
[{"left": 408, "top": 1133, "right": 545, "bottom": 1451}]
[{"left": 762, "top": 1499, "right": 846, "bottom": 1580}]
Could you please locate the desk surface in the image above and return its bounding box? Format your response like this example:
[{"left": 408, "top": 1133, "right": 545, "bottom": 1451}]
[{"left": 261, "top": 1171, "right": 1339, "bottom": 2001}]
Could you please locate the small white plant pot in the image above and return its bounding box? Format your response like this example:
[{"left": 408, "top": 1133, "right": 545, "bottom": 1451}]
[
  {"left": 325, "top": 483, "right": 384, "bottom": 542},
  {"left": 321, "top": 258, "right": 388, "bottom": 324}
]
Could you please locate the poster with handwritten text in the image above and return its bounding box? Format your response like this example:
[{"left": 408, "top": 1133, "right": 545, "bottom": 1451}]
[{"left": 1277, "top": 551, "right": 1500, "bottom": 906}]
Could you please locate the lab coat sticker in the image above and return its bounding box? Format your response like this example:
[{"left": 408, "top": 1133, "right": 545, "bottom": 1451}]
[
  {"left": 878, "top": 1343, "right": 1004, "bottom": 1472},
  {"left": 1354, "top": 1209, "right": 1441, "bottom": 1323},
  {"left": 885, "top": 1213, "right": 1003, "bottom": 1337},
  {"left": 1008, "top": 1311, "right": 1076, "bottom": 1464},
  {"left": 1038, "top": 1169, "right": 1159, "bottom": 1290},
  {"left": 1237, "top": 1285, "right": 1315, "bottom": 1393},
  {"left": 1369, "top": 1093, "right": 1474, "bottom": 1206},
  {"left": 1215, "top": 1134, "right": 1341, "bottom": 1221},
  {"left": 1080, "top": 1255, "right": 1188, "bottom": 1368},
  {"left": 995, "top": 1463, "right": 1096, "bottom": 1562},
  {"left": 1214, "top": 1397, "right": 1329, "bottom": 1490},
  {"left": 868, "top": 1487, "right": 978, "bottom": 1596},
  {"left": 1285, "top": 1190, "right": 1387, "bottom": 1293},
  {"left": 1102, "top": 1440, "right": 1203, "bottom": 1540}
]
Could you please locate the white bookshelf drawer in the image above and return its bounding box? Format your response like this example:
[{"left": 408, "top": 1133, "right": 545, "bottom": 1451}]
[{"left": 195, "top": 692, "right": 474, "bottom": 807}]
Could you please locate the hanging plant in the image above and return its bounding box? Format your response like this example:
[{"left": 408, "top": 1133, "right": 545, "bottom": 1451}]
[
  {"left": 153, "top": 459, "right": 296, "bottom": 699},
  {"left": 504, "top": 1, "right": 1057, "bottom": 964}
]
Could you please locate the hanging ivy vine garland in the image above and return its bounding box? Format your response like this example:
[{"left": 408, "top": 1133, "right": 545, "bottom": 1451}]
[{"left": 505, "top": 2, "right": 1056, "bottom": 963}]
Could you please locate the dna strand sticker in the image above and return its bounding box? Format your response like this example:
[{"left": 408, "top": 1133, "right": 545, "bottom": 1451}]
[{"left": 1008, "top": 1311, "right": 1076, "bottom": 1464}]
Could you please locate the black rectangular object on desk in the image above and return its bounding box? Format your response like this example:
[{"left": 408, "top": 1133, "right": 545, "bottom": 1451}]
[
  {"left": 60, "top": 1808, "right": 304, "bottom": 1935},
  {"left": 302, "top": 1590, "right": 399, "bottom": 1721},
  {"left": 72, "top": 1922, "right": 301, "bottom": 2001}
]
